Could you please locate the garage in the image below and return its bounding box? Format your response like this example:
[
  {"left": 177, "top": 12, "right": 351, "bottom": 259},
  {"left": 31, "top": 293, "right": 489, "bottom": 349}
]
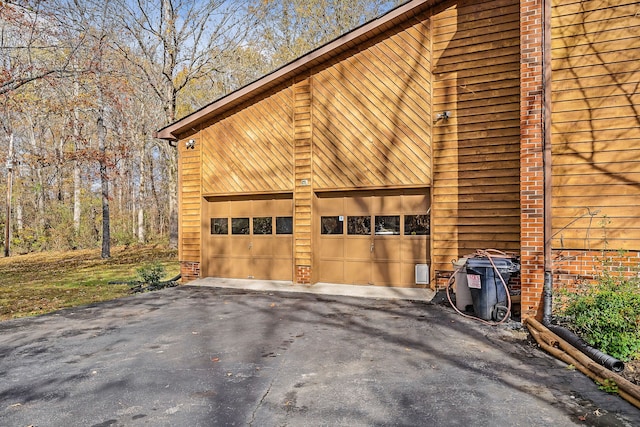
[
  {"left": 315, "top": 189, "right": 430, "bottom": 287},
  {"left": 203, "top": 195, "right": 293, "bottom": 280}
]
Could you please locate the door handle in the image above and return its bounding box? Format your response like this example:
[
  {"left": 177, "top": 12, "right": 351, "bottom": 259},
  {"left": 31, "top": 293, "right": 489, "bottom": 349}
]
[
  {"left": 370, "top": 243, "right": 374, "bottom": 253},
  {"left": 249, "top": 242, "right": 253, "bottom": 250}
]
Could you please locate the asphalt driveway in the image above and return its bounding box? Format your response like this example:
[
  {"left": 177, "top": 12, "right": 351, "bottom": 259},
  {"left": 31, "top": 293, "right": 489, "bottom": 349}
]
[{"left": 0, "top": 285, "right": 638, "bottom": 426}]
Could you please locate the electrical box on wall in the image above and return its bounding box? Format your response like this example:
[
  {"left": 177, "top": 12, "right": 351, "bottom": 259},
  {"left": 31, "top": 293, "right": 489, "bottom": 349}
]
[{"left": 415, "top": 264, "right": 429, "bottom": 285}]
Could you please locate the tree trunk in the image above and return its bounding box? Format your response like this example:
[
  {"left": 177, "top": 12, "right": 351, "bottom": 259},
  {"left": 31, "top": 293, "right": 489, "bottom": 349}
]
[
  {"left": 97, "top": 114, "right": 110, "bottom": 259},
  {"left": 16, "top": 200, "right": 23, "bottom": 232},
  {"left": 137, "top": 144, "right": 146, "bottom": 243},
  {"left": 72, "top": 78, "right": 82, "bottom": 235},
  {"left": 4, "top": 133, "right": 14, "bottom": 257},
  {"left": 26, "top": 121, "right": 46, "bottom": 231},
  {"left": 166, "top": 147, "right": 178, "bottom": 249}
]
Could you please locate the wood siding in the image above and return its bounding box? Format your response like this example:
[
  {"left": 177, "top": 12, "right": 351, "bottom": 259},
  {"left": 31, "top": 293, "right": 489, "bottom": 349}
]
[
  {"left": 431, "top": 0, "right": 521, "bottom": 272},
  {"left": 551, "top": 0, "right": 640, "bottom": 250},
  {"left": 179, "top": 137, "right": 202, "bottom": 263},
  {"left": 293, "top": 77, "right": 313, "bottom": 268},
  {"left": 311, "top": 13, "right": 433, "bottom": 190},
  {"left": 200, "top": 86, "right": 294, "bottom": 195}
]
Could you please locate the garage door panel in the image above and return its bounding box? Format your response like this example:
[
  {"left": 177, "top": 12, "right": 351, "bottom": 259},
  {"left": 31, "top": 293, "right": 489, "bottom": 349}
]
[
  {"left": 208, "top": 237, "right": 230, "bottom": 256},
  {"left": 230, "top": 237, "right": 251, "bottom": 256},
  {"left": 371, "top": 261, "right": 401, "bottom": 286},
  {"left": 402, "top": 239, "right": 429, "bottom": 261},
  {"left": 203, "top": 196, "right": 293, "bottom": 281},
  {"left": 254, "top": 258, "right": 275, "bottom": 279},
  {"left": 207, "top": 257, "right": 231, "bottom": 277},
  {"left": 345, "top": 261, "right": 371, "bottom": 284},
  {"left": 372, "top": 195, "right": 402, "bottom": 212},
  {"left": 345, "top": 197, "right": 371, "bottom": 214},
  {"left": 270, "top": 259, "right": 292, "bottom": 280},
  {"left": 252, "top": 237, "right": 272, "bottom": 256},
  {"left": 252, "top": 199, "right": 272, "bottom": 213},
  {"left": 230, "top": 200, "right": 252, "bottom": 216},
  {"left": 319, "top": 260, "right": 344, "bottom": 282},
  {"left": 317, "top": 189, "right": 430, "bottom": 288},
  {"left": 345, "top": 238, "right": 371, "bottom": 260},
  {"left": 373, "top": 239, "right": 401, "bottom": 261},
  {"left": 400, "top": 262, "right": 418, "bottom": 287},
  {"left": 273, "top": 237, "right": 292, "bottom": 257},
  {"left": 403, "top": 194, "right": 429, "bottom": 212},
  {"left": 230, "top": 257, "right": 252, "bottom": 278},
  {"left": 319, "top": 237, "right": 344, "bottom": 258}
]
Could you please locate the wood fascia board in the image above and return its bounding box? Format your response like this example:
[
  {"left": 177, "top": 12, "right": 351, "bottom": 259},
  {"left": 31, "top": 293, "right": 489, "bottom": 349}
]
[{"left": 155, "top": 0, "right": 438, "bottom": 141}]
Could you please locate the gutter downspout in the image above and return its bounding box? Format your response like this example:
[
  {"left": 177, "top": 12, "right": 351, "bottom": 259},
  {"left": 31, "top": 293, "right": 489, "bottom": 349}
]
[
  {"left": 539, "top": 0, "right": 624, "bottom": 373},
  {"left": 542, "top": 0, "right": 553, "bottom": 326}
]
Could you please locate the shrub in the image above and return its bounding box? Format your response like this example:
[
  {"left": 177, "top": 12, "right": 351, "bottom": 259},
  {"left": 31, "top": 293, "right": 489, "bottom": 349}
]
[
  {"left": 136, "top": 261, "right": 166, "bottom": 285},
  {"left": 555, "top": 269, "right": 640, "bottom": 361}
]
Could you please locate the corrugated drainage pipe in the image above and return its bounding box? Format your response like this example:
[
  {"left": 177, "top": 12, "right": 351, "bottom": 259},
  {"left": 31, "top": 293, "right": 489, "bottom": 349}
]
[{"left": 542, "top": 270, "right": 624, "bottom": 373}]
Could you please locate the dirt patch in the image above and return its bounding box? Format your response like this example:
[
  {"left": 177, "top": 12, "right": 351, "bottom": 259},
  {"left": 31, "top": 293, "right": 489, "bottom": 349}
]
[{"left": 621, "top": 359, "right": 640, "bottom": 386}]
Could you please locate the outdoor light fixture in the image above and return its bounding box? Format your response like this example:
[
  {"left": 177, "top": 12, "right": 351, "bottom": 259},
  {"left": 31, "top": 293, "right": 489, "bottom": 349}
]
[
  {"left": 186, "top": 139, "right": 196, "bottom": 149},
  {"left": 434, "top": 111, "right": 451, "bottom": 122}
]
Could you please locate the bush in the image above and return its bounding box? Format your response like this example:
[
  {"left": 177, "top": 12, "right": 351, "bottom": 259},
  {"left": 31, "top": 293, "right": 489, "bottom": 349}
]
[
  {"left": 136, "top": 261, "right": 166, "bottom": 285},
  {"left": 555, "top": 270, "right": 640, "bottom": 361}
]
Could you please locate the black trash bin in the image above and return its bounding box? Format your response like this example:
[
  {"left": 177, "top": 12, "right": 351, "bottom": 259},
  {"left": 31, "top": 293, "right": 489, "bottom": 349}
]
[{"left": 465, "top": 257, "right": 519, "bottom": 321}]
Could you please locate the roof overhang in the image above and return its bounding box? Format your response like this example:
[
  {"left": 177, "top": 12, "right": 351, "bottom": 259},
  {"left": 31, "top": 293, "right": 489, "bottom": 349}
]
[{"left": 155, "top": 0, "right": 438, "bottom": 141}]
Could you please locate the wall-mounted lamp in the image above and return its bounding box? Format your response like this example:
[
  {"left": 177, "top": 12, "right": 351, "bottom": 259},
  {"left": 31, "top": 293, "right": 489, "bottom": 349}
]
[
  {"left": 186, "top": 139, "right": 196, "bottom": 149},
  {"left": 434, "top": 111, "right": 451, "bottom": 123}
]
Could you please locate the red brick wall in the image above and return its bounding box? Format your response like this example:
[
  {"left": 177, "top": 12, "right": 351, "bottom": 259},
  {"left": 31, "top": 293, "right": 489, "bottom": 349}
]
[
  {"left": 519, "top": 0, "right": 547, "bottom": 319},
  {"left": 296, "top": 265, "right": 311, "bottom": 285},
  {"left": 181, "top": 261, "right": 200, "bottom": 282},
  {"left": 553, "top": 250, "right": 640, "bottom": 289}
]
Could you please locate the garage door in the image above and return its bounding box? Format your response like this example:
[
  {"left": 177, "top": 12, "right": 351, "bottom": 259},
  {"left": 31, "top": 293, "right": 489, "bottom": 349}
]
[
  {"left": 203, "top": 195, "right": 293, "bottom": 280},
  {"left": 316, "top": 189, "right": 430, "bottom": 287}
]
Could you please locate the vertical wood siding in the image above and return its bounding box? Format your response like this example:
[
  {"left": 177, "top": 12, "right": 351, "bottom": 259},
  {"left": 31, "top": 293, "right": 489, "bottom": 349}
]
[
  {"left": 430, "top": 0, "right": 522, "bottom": 272},
  {"left": 200, "top": 86, "right": 294, "bottom": 195},
  {"left": 551, "top": 0, "right": 640, "bottom": 250},
  {"left": 179, "top": 137, "right": 202, "bottom": 262},
  {"left": 311, "top": 14, "right": 433, "bottom": 190}
]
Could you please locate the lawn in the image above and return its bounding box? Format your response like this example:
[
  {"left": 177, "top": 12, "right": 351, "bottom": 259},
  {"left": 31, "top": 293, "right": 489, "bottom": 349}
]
[{"left": 0, "top": 246, "right": 179, "bottom": 320}]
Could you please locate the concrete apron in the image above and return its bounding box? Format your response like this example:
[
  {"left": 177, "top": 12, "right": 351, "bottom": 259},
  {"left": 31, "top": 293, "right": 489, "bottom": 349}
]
[{"left": 192, "top": 277, "right": 437, "bottom": 302}]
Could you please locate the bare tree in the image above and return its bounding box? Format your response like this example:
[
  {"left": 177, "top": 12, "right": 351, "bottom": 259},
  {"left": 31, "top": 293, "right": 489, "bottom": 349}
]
[
  {"left": 252, "top": 0, "right": 403, "bottom": 69},
  {"left": 111, "top": 0, "right": 255, "bottom": 248}
]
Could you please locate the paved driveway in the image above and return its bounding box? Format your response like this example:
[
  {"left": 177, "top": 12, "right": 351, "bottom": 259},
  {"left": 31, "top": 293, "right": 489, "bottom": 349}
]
[{"left": 0, "top": 285, "right": 638, "bottom": 426}]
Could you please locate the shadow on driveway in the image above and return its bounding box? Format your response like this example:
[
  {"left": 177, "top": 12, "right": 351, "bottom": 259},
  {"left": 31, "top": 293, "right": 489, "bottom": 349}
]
[{"left": 0, "top": 285, "right": 638, "bottom": 426}]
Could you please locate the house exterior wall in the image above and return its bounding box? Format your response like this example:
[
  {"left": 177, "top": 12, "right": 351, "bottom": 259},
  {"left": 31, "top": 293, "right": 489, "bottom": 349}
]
[
  {"left": 551, "top": 0, "right": 640, "bottom": 251},
  {"left": 200, "top": 86, "right": 294, "bottom": 196},
  {"left": 548, "top": 0, "right": 640, "bottom": 292},
  {"left": 293, "top": 77, "right": 313, "bottom": 283},
  {"left": 178, "top": 136, "right": 202, "bottom": 281},
  {"left": 177, "top": 0, "right": 523, "bottom": 289},
  {"left": 519, "top": 0, "right": 547, "bottom": 319},
  {"left": 171, "top": 0, "right": 640, "bottom": 320},
  {"left": 310, "top": 13, "right": 433, "bottom": 190},
  {"left": 431, "top": 0, "right": 522, "bottom": 273}
]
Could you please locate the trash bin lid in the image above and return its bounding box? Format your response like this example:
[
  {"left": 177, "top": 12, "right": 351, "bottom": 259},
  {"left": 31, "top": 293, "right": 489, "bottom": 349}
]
[{"left": 465, "top": 257, "right": 519, "bottom": 272}]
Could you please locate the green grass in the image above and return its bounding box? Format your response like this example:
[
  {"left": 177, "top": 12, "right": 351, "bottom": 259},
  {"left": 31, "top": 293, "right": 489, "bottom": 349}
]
[{"left": 0, "top": 246, "right": 179, "bottom": 320}]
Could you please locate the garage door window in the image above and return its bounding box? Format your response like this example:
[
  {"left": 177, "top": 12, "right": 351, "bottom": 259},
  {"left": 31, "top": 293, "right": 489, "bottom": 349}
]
[
  {"left": 253, "top": 217, "right": 272, "bottom": 234},
  {"left": 276, "top": 216, "right": 293, "bottom": 234},
  {"left": 232, "top": 218, "right": 250, "bottom": 235},
  {"left": 347, "top": 216, "right": 371, "bottom": 235},
  {"left": 404, "top": 215, "right": 430, "bottom": 235},
  {"left": 375, "top": 215, "right": 400, "bottom": 235},
  {"left": 321, "top": 216, "right": 343, "bottom": 234},
  {"left": 211, "top": 218, "right": 228, "bottom": 235}
]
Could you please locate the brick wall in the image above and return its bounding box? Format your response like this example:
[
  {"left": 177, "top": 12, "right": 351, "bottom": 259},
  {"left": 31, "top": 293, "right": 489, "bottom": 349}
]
[
  {"left": 296, "top": 265, "right": 311, "bottom": 285},
  {"left": 181, "top": 261, "right": 200, "bottom": 282},
  {"left": 519, "top": 0, "right": 547, "bottom": 320},
  {"left": 552, "top": 250, "right": 640, "bottom": 289}
]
